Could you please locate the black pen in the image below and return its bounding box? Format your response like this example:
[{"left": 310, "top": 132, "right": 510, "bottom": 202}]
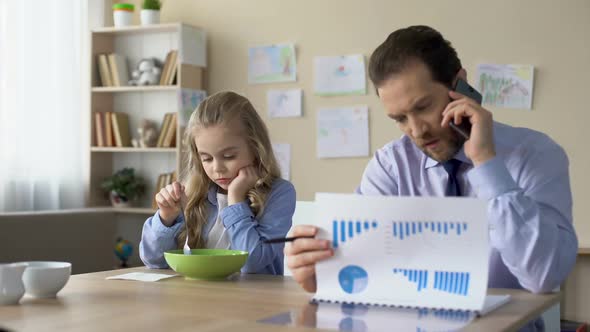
[{"left": 263, "top": 236, "right": 315, "bottom": 244}]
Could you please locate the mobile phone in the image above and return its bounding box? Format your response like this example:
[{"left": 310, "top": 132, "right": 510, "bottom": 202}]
[{"left": 449, "top": 79, "right": 482, "bottom": 140}]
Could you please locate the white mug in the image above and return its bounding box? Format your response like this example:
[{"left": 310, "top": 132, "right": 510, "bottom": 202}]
[{"left": 0, "top": 262, "right": 27, "bottom": 305}]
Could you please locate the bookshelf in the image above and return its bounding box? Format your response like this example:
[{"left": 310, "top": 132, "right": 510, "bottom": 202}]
[{"left": 87, "top": 23, "right": 207, "bottom": 213}]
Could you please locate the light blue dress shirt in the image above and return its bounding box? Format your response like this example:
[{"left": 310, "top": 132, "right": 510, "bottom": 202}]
[
  {"left": 140, "top": 178, "right": 296, "bottom": 275},
  {"left": 356, "top": 122, "right": 577, "bottom": 331}
]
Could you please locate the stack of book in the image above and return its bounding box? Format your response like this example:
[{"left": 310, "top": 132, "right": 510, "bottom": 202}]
[
  {"left": 97, "top": 53, "right": 130, "bottom": 87},
  {"left": 94, "top": 112, "right": 131, "bottom": 147},
  {"left": 159, "top": 50, "right": 179, "bottom": 86},
  {"left": 152, "top": 171, "right": 178, "bottom": 209},
  {"left": 156, "top": 112, "right": 177, "bottom": 148}
]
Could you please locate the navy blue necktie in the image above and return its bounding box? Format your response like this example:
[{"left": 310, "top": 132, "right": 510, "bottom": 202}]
[{"left": 442, "top": 159, "right": 462, "bottom": 197}]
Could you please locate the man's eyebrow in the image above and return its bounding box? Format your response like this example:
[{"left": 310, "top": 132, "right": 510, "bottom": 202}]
[{"left": 412, "top": 96, "right": 432, "bottom": 107}]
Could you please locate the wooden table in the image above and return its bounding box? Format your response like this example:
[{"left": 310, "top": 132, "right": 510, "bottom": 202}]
[{"left": 0, "top": 267, "right": 561, "bottom": 332}]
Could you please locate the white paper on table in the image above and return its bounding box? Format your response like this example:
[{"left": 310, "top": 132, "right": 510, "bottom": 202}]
[
  {"left": 106, "top": 272, "right": 178, "bottom": 282},
  {"left": 314, "top": 55, "right": 366, "bottom": 96},
  {"left": 272, "top": 143, "right": 291, "bottom": 180},
  {"left": 311, "top": 193, "right": 489, "bottom": 312},
  {"left": 248, "top": 43, "right": 297, "bottom": 84},
  {"left": 476, "top": 64, "right": 534, "bottom": 110},
  {"left": 317, "top": 106, "right": 369, "bottom": 158},
  {"left": 267, "top": 89, "right": 302, "bottom": 118}
]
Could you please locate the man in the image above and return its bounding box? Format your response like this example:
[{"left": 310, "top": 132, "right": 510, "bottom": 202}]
[{"left": 285, "top": 26, "right": 577, "bottom": 331}]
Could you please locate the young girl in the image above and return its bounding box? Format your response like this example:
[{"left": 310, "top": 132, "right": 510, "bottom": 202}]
[{"left": 139, "top": 91, "right": 296, "bottom": 275}]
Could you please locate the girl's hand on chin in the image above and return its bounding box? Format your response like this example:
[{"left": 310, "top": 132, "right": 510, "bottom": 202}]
[{"left": 227, "top": 166, "right": 259, "bottom": 205}]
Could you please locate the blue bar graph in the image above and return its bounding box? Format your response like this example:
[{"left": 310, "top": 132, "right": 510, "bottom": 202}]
[
  {"left": 393, "top": 268, "right": 428, "bottom": 291},
  {"left": 333, "top": 220, "right": 378, "bottom": 248},
  {"left": 392, "top": 221, "right": 468, "bottom": 239},
  {"left": 433, "top": 271, "right": 470, "bottom": 296}
]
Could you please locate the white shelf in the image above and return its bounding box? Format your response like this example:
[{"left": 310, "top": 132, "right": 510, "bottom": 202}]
[
  {"left": 88, "top": 22, "right": 205, "bottom": 208},
  {"left": 92, "top": 23, "right": 187, "bottom": 35},
  {"left": 91, "top": 147, "right": 176, "bottom": 153},
  {"left": 92, "top": 86, "right": 178, "bottom": 93}
]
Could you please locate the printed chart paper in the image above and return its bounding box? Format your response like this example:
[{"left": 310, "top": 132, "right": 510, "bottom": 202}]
[
  {"left": 317, "top": 106, "right": 369, "bottom": 158},
  {"left": 311, "top": 193, "right": 489, "bottom": 311},
  {"left": 476, "top": 64, "right": 534, "bottom": 110},
  {"left": 314, "top": 55, "right": 366, "bottom": 96},
  {"left": 249, "top": 44, "right": 297, "bottom": 84}
]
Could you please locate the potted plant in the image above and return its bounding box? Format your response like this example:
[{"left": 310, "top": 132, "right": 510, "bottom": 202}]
[
  {"left": 101, "top": 168, "right": 146, "bottom": 208},
  {"left": 112, "top": 3, "right": 135, "bottom": 27},
  {"left": 141, "top": 0, "right": 161, "bottom": 25}
]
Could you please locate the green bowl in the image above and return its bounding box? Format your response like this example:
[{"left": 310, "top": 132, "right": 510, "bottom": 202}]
[{"left": 164, "top": 249, "right": 248, "bottom": 280}]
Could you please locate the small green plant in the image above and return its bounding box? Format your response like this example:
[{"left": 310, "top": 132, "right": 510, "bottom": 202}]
[
  {"left": 101, "top": 168, "right": 146, "bottom": 201},
  {"left": 142, "top": 0, "right": 161, "bottom": 10}
]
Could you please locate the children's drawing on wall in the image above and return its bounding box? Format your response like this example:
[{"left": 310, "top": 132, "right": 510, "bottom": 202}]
[
  {"left": 248, "top": 43, "right": 297, "bottom": 84},
  {"left": 178, "top": 89, "right": 207, "bottom": 125},
  {"left": 476, "top": 64, "right": 534, "bottom": 110},
  {"left": 272, "top": 143, "right": 291, "bottom": 180},
  {"left": 267, "top": 89, "right": 302, "bottom": 118},
  {"left": 317, "top": 106, "right": 369, "bottom": 158},
  {"left": 314, "top": 55, "right": 366, "bottom": 96}
]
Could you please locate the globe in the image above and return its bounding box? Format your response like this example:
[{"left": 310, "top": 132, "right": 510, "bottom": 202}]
[{"left": 114, "top": 238, "right": 133, "bottom": 267}]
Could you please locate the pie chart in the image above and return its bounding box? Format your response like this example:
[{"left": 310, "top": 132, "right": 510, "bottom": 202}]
[{"left": 338, "top": 265, "right": 368, "bottom": 294}]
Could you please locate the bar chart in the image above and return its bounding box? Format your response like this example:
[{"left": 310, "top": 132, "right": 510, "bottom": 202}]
[
  {"left": 392, "top": 221, "right": 468, "bottom": 240},
  {"left": 393, "top": 268, "right": 471, "bottom": 296},
  {"left": 332, "top": 219, "right": 378, "bottom": 248},
  {"left": 392, "top": 268, "right": 428, "bottom": 291}
]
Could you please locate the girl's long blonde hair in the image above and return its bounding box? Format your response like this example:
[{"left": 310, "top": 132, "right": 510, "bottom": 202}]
[{"left": 177, "top": 91, "right": 281, "bottom": 249}]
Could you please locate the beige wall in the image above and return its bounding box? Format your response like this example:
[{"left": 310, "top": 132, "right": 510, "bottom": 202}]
[
  {"left": 117, "top": 0, "right": 589, "bottom": 321},
  {"left": 118, "top": 0, "right": 590, "bottom": 245}
]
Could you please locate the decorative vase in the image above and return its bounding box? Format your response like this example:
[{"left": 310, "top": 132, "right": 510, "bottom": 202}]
[
  {"left": 110, "top": 191, "right": 131, "bottom": 208},
  {"left": 140, "top": 9, "right": 160, "bottom": 25}
]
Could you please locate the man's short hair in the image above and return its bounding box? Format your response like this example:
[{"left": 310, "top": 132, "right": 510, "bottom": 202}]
[{"left": 368, "top": 25, "right": 462, "bottom": 92}]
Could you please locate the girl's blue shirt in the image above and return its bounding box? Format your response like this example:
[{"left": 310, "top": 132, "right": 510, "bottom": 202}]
[{"left": 139, "top": 178, "right": 296, "bottom": 275}]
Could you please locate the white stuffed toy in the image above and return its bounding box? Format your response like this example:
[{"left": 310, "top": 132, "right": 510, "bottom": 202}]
[{"left": 128, "top": 58, "right": 162, "bottom": 85}]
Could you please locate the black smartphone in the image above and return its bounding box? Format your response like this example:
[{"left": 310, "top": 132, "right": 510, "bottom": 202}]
[{"left": 449, "top": 79, "right": 482, "bottom": 140}]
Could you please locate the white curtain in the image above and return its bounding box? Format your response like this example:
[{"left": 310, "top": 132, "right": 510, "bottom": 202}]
[{"left": 0, "top": 1, "right": 89, "bottom": 212}]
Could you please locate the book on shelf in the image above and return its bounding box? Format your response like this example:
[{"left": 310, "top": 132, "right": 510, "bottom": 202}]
[
  {"left": 159, "top": 51, "right": 173, "bottom": 86},
  {"left": 94, "top": 112, "right": 105, "bottom": 147},
  {"left": 160, "top": 50, "right": 178, "bottom": 86},
  {"left": 166, "top": 50, "right": 178, "bottom": 85},
  {"left": 105, "top": 111, "right": 114, "bottom": 147},
  {"left": 97, "top": 54, "right": 113, "bottom": 87},
  {"left": 156, "top": 113, "right": 170, "bottom": 147},
  {"left": 162, "top": 113, "right": 177, "bottom": 148},
  {"left": 111, "top": 112, "right": 131, "bottom": 147},
  {"left": 156, "top": 113, "right": 176, "bottom": 147},
  {"left": 107, "top": 53, "right": 129, "bottom": 87}
]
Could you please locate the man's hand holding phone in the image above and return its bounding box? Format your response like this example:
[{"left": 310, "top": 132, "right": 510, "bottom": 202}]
[{"left": 442, "top": 80, "right": 496, "bottom": 167}]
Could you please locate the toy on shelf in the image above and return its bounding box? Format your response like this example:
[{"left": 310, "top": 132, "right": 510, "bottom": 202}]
[
  {"left": 128, "top": 58, "right": 162, "bottom": 85},
  {"left": 131, "top": 119, "right": 159, "bottom": 148}
]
